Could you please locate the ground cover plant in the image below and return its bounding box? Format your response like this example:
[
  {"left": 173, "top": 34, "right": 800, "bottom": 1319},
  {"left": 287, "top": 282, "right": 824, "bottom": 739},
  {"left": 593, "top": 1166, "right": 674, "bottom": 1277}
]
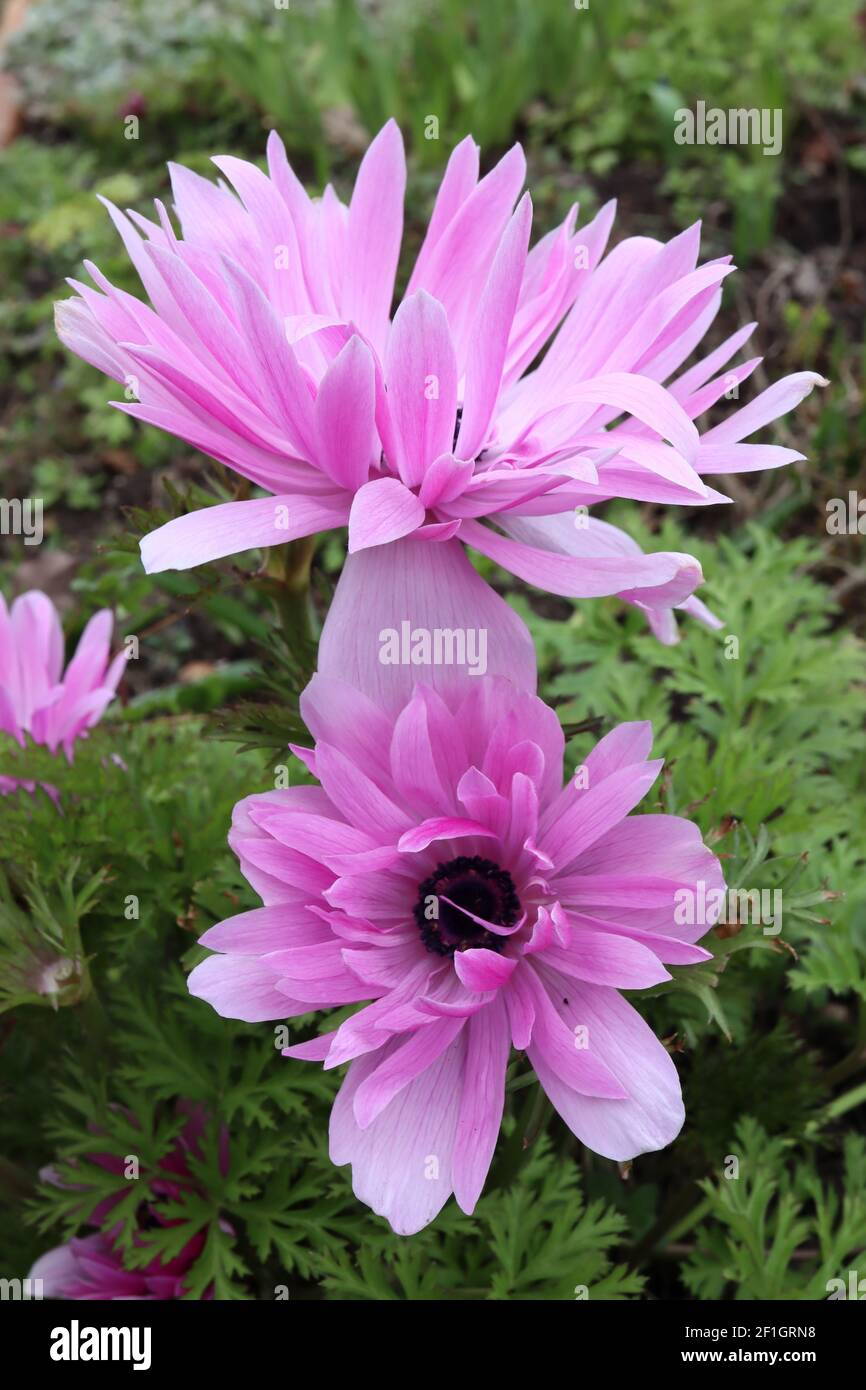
[{"left": 1, "top": 0, "right": 864, "bottom": 1303}]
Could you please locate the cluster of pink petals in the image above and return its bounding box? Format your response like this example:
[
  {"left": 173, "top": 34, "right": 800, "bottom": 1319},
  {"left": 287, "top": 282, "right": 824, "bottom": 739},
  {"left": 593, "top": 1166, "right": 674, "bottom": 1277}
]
[
  {"left": 29, "top": 1228, "right": 207, "bottom": 1300},
  {"left": 30, "top": 1103, "right": 224, "bottom": 1300},
  {"left": 56, "top": 121, "right": 825, "bottom": 642},
  {"left": 0, "top": 590, "right": 125, "bottom": 763},
  {"left": 188, "top": 669, "right": 724, "bottom": 1234}
]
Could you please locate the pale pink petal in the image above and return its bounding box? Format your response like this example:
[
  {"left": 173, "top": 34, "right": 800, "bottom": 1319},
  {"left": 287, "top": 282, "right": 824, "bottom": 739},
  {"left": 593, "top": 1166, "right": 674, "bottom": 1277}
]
[
  {"left": 452, "top": 996, "right": 510, "bottom": 1213},
  {"left": 528, "top": 973, "right": 685, "bottom": 1160},
  {"left": 318, "top": 536, "right": 537, "bottom": 717},
  {"left": 383, "top": 291, "right": 459, "bottom": 488},
  {"left": 456, "top": 194, "right": 532, "bottom": 460},
  {"left": 329, "top": 1030, "right": 466, "bottom": 1234},
  {"left": 348, "top": 477, "right": 426, "bottom": 553},
  {"left": 187, "top": 955, "right": 304, "bottom": 1021},
  {"left": 140, "top": 494, "right": 348, "bottom": 573},
  {"left": 314, "top": 336, "right": 377, "bottom": 492},
  {"left": 409, "top": 135, "right": 479, "bottom": 288},
  {"left": 701, "top": 371, "right": 827, "bottom": 445},
  {"left": 462, "top": 517, "right": 702, "bottom": 605},
  {"left": 352, "top": 1016, "right": 466, "bottom": 1129},
  {"left": 343, "top": 119, "right": 406, "bottom": 356}
]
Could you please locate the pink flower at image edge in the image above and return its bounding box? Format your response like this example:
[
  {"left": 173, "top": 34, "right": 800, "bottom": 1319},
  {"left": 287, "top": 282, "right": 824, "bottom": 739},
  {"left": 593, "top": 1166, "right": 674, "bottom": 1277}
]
[
  {"left": 0, "top": 590, "right": 126, "bottom": 764},
  {"left": 29, "top": 1103, "right": 226, "bottom": 1300}
]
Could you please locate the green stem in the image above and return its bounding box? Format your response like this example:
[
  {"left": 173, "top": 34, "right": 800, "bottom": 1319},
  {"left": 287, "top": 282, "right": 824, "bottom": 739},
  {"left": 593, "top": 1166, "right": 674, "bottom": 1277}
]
[
  {"left": 494, "top": 1081, "right": 551, "bottom": 1191},
  {"left": 506, "top": 1067, "right": 540, "bottom": 1094},
  {"left": 77, "top": 990, "right": 111, "bottom": 1063},
  {"left": 264, "top": 536, "right": 318, "bottom": 652},
  {"left": 629, "top": 1181, "right": 706, "bottom": 1265},
  {"left": 662, "top": 1194, "right": 714, "bottom": 1246},
  {"left": 824, "top": 1080, "right": 866, "bottom": 1121},
  {"left": 823, "top": 999, "right": 866, "bottom": 1090}
]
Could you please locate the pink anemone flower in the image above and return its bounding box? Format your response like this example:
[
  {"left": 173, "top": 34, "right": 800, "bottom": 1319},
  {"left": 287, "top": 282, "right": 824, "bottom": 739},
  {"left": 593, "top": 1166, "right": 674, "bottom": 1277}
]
[
  {"left": 0, "top": 590, "right": 126, "bottom": 770},
  {"left": 188, "top": 671, "right": 725, "bottom": 1235},
  {"left": 29, "top": 1103, "right": 226, "bottom": 1300},
  {"left": 55, "top": 122, "right": 825, "bottom": 643}
]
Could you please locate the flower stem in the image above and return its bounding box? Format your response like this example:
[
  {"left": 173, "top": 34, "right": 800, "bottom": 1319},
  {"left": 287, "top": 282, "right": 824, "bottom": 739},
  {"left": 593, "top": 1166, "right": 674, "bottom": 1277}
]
[
  {"left": 494, "top": 1080, "right": 552, "bottom": 1191},
  {"left": 77, "top": 990, "right": 112, "bottom": 1063},
  {"left": 264, "top": 536, "right": 318, "bottom": 653},
  {"left": 823, "top": 999, "right": 866, "bottom": 1089}
]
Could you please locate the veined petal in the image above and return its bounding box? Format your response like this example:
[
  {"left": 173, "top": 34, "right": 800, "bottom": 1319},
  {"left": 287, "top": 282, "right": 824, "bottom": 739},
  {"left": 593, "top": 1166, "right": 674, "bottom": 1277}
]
[
  {"left": 140, "top": 494, "right": 348, "bottom": 573},
  {"left": 348, "top": 477, "right": 426, "bottom": 553},
  {"left": 384, "top": 291, "right": 459, "bottom": 488}
]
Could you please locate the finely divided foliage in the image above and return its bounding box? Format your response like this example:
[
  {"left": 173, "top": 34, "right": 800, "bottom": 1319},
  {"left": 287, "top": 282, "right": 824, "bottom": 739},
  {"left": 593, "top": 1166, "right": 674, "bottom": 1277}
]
[{"left": 2, "top": 103, "right": 861, "bottom": 1300}]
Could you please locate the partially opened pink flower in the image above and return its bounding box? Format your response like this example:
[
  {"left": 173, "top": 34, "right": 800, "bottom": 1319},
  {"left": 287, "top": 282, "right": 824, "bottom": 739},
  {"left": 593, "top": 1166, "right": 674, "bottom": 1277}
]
[
  {"left": 0, "top": 590, "right": 125, "bottom": 764},
  {"left": 188, "top": 671, "right": 724, "bottom": 1234},
  {"left": 30, "top": 1229, "right": 206, "bottom": 1301},
  {"left": 29, "top": 1103, "right": 226, "bottom": 1300},
  {"left": 56, "top": 121, "right": 825, "bottom": 641}
]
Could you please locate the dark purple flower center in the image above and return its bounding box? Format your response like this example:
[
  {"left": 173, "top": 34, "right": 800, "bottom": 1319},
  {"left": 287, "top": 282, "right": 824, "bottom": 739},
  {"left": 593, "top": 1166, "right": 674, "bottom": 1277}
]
[{"left": 414, "top": 855, "right": 521, "bottom": 957}]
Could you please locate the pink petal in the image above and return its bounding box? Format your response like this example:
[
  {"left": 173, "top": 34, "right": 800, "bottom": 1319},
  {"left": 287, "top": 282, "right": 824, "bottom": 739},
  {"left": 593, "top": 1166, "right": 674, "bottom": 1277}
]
[
  {"left": 456, "top": 194, "right": 532, "bottom": 460},
  {"left": 187, "top": 955, "right": 303, "bottom": 1022},
  {"left": 199, "top": 903, "right": 315, "bottom": 954},
  {"left": 397, "top": 817, "right": 497, "bottom": 854},
  {"left": 314, "top": 335, "right": 377, "bottom": 492},
  {"left": 528, "top": 975, "right": 685, "bottom": 1160},
  {"left": 348, "top": 477, "right": 426, "bottom": 553},
  {"left": 543, "top": 928, "right": 672, "bottom": 988},
  {"left": 220, "top": 256, "right": 318, "bottom": 456},
  {"left": 314, "top": 741, "right": 411, "bottom": 839},
  {"left": 329, "top": 1031, "right": 466, "bottom": 1234},
  {"left": 352, "top": 1016, "right": 466, "bottom": 1129},
  {"left": 538, "top": 760, "right": 663, "bottom": 870},
  {"left": 407, "top": 143, "right": 525, "bottom": 367},
  {"left": 462, "top": 518, "right": 702, "bottom": 605},
  {"left": 300, "top": 672, "right": 396, "bottom": 787},
  {"left": 452, "top": 996, "right": 510, "bottom": 1213},
  {"left": 697, "top": 444, "right": 805, "bottom": 475},
  {"left": 384, "top": 291, "right": 459, "bottom": 488},
  {"left": 410, "top": 135, "right": 480, "bottom": 289},
  {"left": 140, "top": 494, "right": 349, "bottom": 573},
  {"left": 701, "top": 371, "right": 827, "bottom": 445},
  {"left": 515, "top": 965, "right": 628, "bottom": 1099},
  {"left": 454, "top": 948, "right": 517, "bottom": 992},
  {"left": 343, "top": 119, "right": 406, "bottom": 357},
  {"left": 318, "top": 536, "right": 537, "bottom": 717}
]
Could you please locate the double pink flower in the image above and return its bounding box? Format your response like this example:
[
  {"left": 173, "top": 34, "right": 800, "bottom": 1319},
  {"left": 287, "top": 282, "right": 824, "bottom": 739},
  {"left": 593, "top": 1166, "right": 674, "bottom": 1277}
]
[
  {"left": 190, "top": 632, "right": 724, "bottom": 1233},
  {"left": 56, "top": 120, "right": 824, "bottom": 641},
  {"left": 43, "top": 121, "right": 809, "bottom": 1242},
  {"left": 21, "top": 629, "right": 724, "bottom": 1241}
]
